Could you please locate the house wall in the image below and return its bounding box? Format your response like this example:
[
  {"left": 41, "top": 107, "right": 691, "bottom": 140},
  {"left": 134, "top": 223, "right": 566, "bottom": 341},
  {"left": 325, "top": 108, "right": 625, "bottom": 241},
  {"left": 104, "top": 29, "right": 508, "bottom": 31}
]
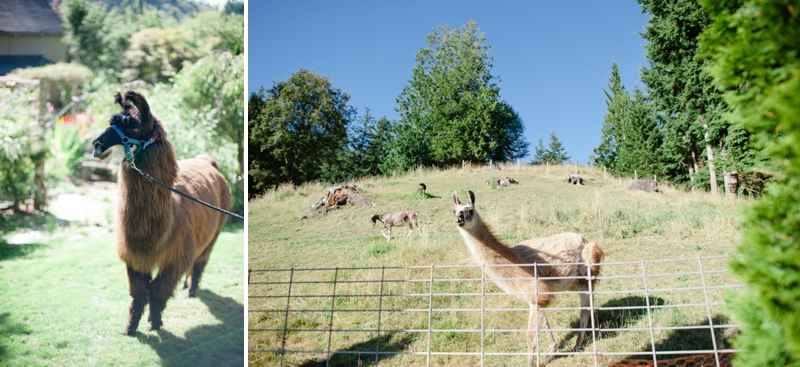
[{"left": 0, "top": 35, "right": 66, "bottom": 62}]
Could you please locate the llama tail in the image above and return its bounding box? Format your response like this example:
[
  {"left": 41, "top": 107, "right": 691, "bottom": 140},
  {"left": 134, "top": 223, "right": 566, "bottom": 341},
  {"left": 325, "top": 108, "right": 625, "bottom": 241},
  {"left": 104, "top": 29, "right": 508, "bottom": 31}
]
[
  {"left": 196, "top": 153, "right": 220, "bottom": 170},
  {"left": 583, "top": 241, "right": 604, "bottom": 283}
]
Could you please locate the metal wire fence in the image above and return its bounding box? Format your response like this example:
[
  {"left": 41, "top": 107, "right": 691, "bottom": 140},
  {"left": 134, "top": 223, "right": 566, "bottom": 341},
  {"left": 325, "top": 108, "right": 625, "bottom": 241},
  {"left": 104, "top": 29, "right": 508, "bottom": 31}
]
[{"left": 249, "top": 255, "right": 742, "bottom": 366}]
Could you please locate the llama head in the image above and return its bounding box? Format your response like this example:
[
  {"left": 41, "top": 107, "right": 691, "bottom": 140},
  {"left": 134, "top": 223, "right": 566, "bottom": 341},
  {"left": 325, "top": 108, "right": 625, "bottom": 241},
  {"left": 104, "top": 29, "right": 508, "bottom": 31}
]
[
  {"left": 370, "top": 215, "right": 380, "bottom": 226},
  {"left": 452, "top": 190, "right": 477, "bottom": 228},
  {"left": 91, "top": 91, "right": 157, "bottom": 160}
]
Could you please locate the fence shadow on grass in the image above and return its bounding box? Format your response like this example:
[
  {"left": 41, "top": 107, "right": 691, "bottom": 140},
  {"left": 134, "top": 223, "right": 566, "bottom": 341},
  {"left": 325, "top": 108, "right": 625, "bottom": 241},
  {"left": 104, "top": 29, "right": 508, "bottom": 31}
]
[
  {"left": 553, "top": 296, "right": 667, "bottom": 355},
  {"left": 138, "top": 289, "right": 244, "bottom": 367},
  {"left": 297, "top": 332, "right": 415, "bottom": 367},
  {"left": 610, "top": 315, "right": 736, "bottom": 366}
]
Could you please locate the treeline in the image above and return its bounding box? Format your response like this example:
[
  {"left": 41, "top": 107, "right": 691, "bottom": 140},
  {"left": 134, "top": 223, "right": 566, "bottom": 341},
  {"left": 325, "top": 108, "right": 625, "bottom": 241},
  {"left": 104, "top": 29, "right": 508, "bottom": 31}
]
[
  {"left": 590, "top": 0, "right": 762, "bottom": 196},
  {"left": 248, "top": 20, "right": 530, "bottom": 195}
]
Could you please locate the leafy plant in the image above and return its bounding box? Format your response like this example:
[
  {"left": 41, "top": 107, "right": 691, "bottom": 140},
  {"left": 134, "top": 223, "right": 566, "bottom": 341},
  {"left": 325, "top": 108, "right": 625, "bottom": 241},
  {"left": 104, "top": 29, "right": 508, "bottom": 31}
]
[{"left": 0, "top": 87, "right": 39, "bottom": 211}]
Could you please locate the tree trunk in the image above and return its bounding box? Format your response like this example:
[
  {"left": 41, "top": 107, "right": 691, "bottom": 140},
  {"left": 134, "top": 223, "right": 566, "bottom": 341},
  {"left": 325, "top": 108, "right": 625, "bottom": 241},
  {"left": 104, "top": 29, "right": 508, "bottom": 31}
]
[
  {"left": 723, "top": 170, "right": 739, "bottom": 199},
  {"left": 33, "top": 78, "right": 49, "bottom": 211},
  {"left": 702, "top": 118, "right": 718, "bottom": 196}
]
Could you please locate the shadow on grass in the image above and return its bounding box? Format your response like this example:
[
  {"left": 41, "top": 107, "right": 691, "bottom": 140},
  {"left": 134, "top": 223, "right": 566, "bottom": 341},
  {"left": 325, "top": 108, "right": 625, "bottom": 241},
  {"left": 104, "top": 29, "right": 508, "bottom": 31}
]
[
  {"left": 0, "top": 312, "right": 31, "bottom": 362},
  {"left": 297, "top": 332, "right": 415, "bottom": 367},
  {"left": 0, "top": 242, "right": 47, "bottom": 261},
  {"left": 611, "top": 315, "right": 736, "bottom": 365},
  {"left": 137, "top": 290, "right": 244, "bottom": 367},
  {"left": 554, "top": 296, "right": 667, "bottom": 353}
]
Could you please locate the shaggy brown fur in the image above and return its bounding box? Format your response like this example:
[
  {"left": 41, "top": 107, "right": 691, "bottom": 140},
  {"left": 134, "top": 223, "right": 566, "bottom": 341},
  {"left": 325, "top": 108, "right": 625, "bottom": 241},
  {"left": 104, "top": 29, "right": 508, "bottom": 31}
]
[
  {"left": 91, "top": 91, "right": 232, "bottom": 335},
  {"left": 453, "top": 190, "right": 604, "bottom": 366},
  {"left": 370, "top": 211, "right": 422, "bottom": 241}
]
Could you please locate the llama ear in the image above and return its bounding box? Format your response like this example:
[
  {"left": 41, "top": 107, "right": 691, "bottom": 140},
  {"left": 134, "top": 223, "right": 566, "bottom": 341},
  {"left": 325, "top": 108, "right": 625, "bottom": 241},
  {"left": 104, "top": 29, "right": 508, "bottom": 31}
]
[
  {"left": 123, "top": 91, "right": 153, "bottom": 130},
  {"left": 453, "top": 191, "right": 461, "bottom": 205},
  {"left": 468, "top": 190, "right": 475, "bottom": 206},
  {"left": 114, "top": 92, "right": 124, "bottom": 108}
]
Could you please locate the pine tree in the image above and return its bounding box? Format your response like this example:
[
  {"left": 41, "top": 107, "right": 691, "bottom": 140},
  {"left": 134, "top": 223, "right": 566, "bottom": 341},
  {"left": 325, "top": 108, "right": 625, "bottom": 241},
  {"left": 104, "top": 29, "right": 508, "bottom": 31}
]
[
  {"left": 637, "top": 0, "right": 727, "bottom": 194},
  {"left": 701, "top": 0, "right": 800, "bottom": 364},
  {"left": 544, "top": 130, "right": 570, "bottom": 164},
  {"left": 592, "top": 61, "right": 627, "bottom": 171},
  {"left": 531, "top": 137, "right": 547, "bottom": 164},
  {"left": 614, "top": 90, "right": 662, "bottom": 178}
]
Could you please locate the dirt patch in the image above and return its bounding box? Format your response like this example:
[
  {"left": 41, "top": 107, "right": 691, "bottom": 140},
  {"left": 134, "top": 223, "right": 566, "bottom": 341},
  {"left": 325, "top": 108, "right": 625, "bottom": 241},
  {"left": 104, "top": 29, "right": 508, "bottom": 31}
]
[{"left": 303, "top": 185, "right": 374, "bottom": 219}]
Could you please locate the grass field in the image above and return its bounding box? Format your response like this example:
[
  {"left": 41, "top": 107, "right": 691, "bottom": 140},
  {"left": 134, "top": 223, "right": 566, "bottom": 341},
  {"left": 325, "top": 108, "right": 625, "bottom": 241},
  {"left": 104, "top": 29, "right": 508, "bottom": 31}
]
[
  {"left": 248, "top": 164, "right": 744, "bottom": 366},
  {"left": 0, "top": 222, "right": 245, "bottom": 367}
]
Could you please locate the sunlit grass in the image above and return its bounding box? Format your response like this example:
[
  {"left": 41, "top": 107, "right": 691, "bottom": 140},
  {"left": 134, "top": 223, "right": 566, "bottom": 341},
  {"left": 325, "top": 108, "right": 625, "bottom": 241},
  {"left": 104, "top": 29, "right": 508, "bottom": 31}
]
[{"left": 0, "top": 228, "right": 244, "bottom": 367}]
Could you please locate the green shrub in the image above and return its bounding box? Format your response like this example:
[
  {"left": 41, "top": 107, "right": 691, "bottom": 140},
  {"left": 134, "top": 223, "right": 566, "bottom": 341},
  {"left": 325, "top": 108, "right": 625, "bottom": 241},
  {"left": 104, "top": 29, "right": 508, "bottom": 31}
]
[{"left": 0, "top": 87, "right": 39, "bottom": 211}]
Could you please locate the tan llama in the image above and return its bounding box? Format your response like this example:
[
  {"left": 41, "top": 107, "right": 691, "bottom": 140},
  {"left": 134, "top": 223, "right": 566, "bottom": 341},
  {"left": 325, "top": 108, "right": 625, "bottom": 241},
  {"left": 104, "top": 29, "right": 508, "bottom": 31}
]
[{"left": 452, "top": 190, "right": 603, "bottom": 366}]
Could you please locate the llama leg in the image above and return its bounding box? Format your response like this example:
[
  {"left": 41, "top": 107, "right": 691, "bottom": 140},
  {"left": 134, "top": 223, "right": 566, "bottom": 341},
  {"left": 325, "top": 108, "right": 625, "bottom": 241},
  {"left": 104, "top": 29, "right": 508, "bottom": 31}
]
[
  {"left": 187, "top": 233, "right": 221, "bottom": 298},
  {"left": 573, "top": 291, "right": 591, "bottom": 351},
  {"left": 123, "top": 266, "right": 151, "bottom": 336},
  {"left": 406, "top": 225, "right": 413, "bottom": 237},
  {"left": 148, "top": 265, "right": 182, "bottom": 331},
  {"left": 527, "top": 307, "right": 540, "bottom": 367},
  {"left": 539, "top": 310, "right": 557, "bottom": 353},
  {"left": 386, "top": 226, "right": 392, "bottom": 241},
  {"left": 381, "top": 227, "right": 390, "bottom": 241}
]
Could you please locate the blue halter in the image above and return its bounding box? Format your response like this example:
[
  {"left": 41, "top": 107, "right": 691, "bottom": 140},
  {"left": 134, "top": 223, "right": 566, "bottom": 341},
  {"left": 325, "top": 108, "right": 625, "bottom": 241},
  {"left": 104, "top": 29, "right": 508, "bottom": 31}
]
[{"left": 110, "top": 124, "right": 156, "bottom": 163}]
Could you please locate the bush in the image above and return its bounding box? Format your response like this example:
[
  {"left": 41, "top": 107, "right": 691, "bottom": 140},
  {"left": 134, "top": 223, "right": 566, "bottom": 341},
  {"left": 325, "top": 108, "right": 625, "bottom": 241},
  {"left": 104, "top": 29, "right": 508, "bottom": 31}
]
[{"left": 0, "top": 87, "right": 39, "bottom": 211}]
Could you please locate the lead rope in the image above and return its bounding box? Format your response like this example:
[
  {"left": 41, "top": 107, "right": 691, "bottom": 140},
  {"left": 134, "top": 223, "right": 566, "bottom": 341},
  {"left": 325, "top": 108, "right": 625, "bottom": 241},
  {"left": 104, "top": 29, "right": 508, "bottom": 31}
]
[{"left": 127, "top": 161, "right": 244, "bottom": 220}]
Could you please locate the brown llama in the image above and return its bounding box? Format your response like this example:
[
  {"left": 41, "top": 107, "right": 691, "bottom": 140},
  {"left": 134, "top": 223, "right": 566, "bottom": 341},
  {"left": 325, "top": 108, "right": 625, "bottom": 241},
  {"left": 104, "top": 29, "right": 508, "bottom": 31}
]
[
  {"left": 91, "top": 91, "right": 232, "bottom": 335},
  {"left": 452, "top": 190, "right": 604, "bottom": 366}
]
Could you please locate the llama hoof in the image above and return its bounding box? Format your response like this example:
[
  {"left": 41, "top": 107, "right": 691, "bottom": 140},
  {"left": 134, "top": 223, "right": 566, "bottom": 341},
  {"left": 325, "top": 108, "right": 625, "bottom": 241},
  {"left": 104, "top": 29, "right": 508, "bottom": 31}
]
[
  {"left": 149, "top": 323, "right": 162, "bottom": 331},
  {"left": 187, "top": 291, "right": 196, "bottom": 298},
  {"left": 122, "top": 327, "right": 137, "bottom": 336}
]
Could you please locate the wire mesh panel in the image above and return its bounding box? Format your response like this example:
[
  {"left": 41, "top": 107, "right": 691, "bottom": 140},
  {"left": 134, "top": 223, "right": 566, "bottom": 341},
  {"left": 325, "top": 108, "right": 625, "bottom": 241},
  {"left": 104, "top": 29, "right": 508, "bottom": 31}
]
[{"left": 249, "top": 256, "right": 742, "bottom": 367}]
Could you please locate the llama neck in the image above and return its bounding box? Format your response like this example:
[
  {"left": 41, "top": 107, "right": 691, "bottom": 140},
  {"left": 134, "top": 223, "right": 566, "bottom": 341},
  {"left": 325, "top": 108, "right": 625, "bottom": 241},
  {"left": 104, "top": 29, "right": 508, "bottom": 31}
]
[
  {"left": 118, "top": 136, "right": 178, "bottom": 237},
  {"left": 457, "top": 212, "right": 524, "bottom": 266}
]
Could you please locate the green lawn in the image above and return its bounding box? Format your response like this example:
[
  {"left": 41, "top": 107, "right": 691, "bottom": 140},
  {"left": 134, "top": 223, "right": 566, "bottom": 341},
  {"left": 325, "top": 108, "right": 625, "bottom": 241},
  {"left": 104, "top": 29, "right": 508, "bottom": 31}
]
[{"left": 0, "top": 227, "right": 244, "bottom": 367}]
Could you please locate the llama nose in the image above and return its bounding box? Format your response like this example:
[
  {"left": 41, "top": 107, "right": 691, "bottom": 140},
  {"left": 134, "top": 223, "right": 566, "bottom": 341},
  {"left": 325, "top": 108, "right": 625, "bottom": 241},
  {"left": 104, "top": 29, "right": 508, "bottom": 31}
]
[{"left": 92, "top": 140, "right": 102, "bottom": 148}]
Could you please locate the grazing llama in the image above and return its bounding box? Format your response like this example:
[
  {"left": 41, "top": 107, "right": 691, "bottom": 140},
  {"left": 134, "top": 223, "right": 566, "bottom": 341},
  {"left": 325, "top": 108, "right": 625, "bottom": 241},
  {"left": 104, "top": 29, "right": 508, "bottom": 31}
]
[
  {"left": 370, "top": 211, "right": 422, "bottom": 241},
  {"left": 452, "top": 190, "right": 603, "bottom": 365},
  {"left": 91, "top": 91, "right": 232, "bottom": 335},
  {"left": 417, "top": 183, "right": 427, "bottom": 198}
]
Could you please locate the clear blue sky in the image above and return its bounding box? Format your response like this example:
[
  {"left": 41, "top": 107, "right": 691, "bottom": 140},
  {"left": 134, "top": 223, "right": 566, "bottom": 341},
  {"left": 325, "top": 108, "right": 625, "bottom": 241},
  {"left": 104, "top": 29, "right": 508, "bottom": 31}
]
[{"left": 248, "top": 1, "right": 650, "bottom": 164}]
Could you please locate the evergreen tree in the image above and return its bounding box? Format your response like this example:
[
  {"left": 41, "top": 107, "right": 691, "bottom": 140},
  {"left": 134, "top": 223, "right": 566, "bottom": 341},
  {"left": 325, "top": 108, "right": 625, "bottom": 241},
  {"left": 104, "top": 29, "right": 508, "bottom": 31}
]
[
  {"left": 544, "top": 130, "right": 570, "bottom": 164},
  {"left": 637, "top": 0, "right": 727, "bottom": 194},
  {"left": 592, "top": 61, "right": 627, "bottom": 171},
  {"left": 347, "top": 109, "right": 393, "bottom": 178},
  {"left": 531, "top": 137, "right": 547, "bottom": 164},
  {"left": 614, "top": 90, "right": 662, "bottom": 178},
  {"left": 394, "top": 20, "right": 528, "bottom": 170},
  {"left": 248, "top": 69, "right": 355, "bottom": 193},
  {"left": 701, "top": 0, "right": 800, "bottom": 364}
]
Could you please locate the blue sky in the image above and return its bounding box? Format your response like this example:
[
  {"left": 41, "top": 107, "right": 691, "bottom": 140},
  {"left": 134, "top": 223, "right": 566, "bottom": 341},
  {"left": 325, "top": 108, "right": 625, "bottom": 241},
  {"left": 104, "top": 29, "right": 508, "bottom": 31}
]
[{"left": 248, "top": 1, "right": 651, "bottom": 163}]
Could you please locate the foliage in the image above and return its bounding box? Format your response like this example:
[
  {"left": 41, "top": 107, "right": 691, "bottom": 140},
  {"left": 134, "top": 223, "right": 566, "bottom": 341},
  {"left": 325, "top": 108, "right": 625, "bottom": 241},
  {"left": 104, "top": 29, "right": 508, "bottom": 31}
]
[
  {"left": 530, "top": 137, "right": 547, "bottom": 164},
  {"left": 636, "top": 0, "right": 738, "bottom": 193},
  {"left": 223, "top": 0, "right": 244, "bottom": 15},
  {"left": 46, "top": 113, "right": 92, "bottom": 183},
  {"left": 62, "top": 0, "right": 108, "bottom": 70},
  {"left": 700, "top": 0, "right": 800, "bottom": 365},
  {"left": 614, "top": 90, "right": 663, "bottom": 179},
  {"left": 184, "top": 11, "right": 244, "bottom": 56},
  {"left": 96, "top": 0, "right": 208, "bottom": 20},
  {"left": 393, "top": 20, "right": 528, "bottom": 171},
  {"left": 121, "top": 27, "right": 207, "bottom": 84},
  {"left": 591, "top": 61, "right": 625, "bottom": 170},
  {"left": 10, "top": 62, "right": 93, "bottom": 106},
  {"left": 543, "top": 130, "right": 570, "bottom": 164},
  {"left": 249, "top": 69, "right": 355, "bottom": 194},
  {"left": 0, "top": 87, "right": 39, "bottom": 211},
  {"left": 347, "top": 109, "right": 393, "bottom": 178},
  {"left": 172, "top": 51, "right": 244, "bottom": 213}
]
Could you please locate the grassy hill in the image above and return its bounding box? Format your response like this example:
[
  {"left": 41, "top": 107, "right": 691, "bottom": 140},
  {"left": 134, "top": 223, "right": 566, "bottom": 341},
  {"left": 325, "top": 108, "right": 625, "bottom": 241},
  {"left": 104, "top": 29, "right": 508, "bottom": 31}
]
[{"left": 248, "top": 164, "right": 743, "bottom": 366}]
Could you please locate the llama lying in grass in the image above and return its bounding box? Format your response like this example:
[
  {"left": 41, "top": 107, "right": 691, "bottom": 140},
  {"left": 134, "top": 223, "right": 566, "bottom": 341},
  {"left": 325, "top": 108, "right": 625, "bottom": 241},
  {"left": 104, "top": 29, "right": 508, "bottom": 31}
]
[
  {"left": 91, "top": 91, "right": 232, "bottom": 335},
  {"left": 452, "top": 190, "right": 603, "bottom": 366},
  {"left": 370, "top": 211, "right": 422, "bottom": 241}
]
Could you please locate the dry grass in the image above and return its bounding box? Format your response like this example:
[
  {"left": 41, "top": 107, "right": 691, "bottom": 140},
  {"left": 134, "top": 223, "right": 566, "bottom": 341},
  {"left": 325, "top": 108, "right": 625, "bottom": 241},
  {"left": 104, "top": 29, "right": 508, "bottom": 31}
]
[{"left": 248, "top": 164, "right": 743, "bottom": 366}]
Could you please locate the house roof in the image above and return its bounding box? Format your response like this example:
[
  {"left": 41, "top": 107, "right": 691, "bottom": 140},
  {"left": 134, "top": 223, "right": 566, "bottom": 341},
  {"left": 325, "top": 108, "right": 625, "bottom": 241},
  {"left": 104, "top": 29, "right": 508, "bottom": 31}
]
[{"left": 0, "top": 0, "right": 66, "bottom": 36}]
